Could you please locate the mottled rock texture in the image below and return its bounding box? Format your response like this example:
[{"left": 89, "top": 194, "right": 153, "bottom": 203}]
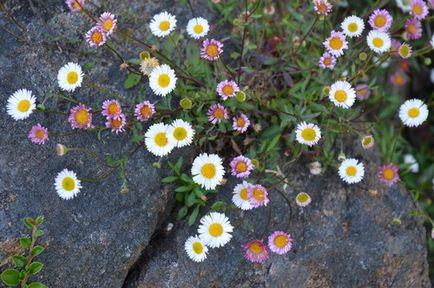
[{"left": 0, "top": 1, "right": 430, "bottom": 288}]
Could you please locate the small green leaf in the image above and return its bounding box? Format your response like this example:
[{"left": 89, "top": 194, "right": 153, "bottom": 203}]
[
  {"left": 124, "top": 73, "right": 141, "bottom": 89},
  {"left": 23, "top": 217, "right": 33, "bottom": 229},
  {"left": 176, "top": 206, "right": 188, "bottom": 220},
  {"left": 188, "top": 206, "right": 200, "bottom": 226},
  {"left": 27, "top": 262, "right": 43, "bottom": 275},
  {"left": 161, "top": 176, "right": 178, "bottom": 183},
  {"left": 32, "top": 246, "right": 45, "bottom": 257},
  {"left": 35, "top": 229, "right": 44, "bottom": 237},
  {"left": 35, "top": 216, "right": 44, "bottom": 225},
  {"left": 174, "top": 157, "right": 183, "bottom": 172},
  {"left": 175, "top": 186, "right": 191, "bottom": 193},
  {"left": 193, "top": 188, "right": 204, "bottom": 198},
  {"left": 27, "top": 282, "right": 48, "bottom": 288},
  {"left": 12, "top": 255, "right": 27, "bottom": 267},
  {"left": 186, "top": 192, "right": 197, "bottom": 207},
  {"left": 1, "top": 269, "right": 20, "bottom": 286},
  {"left": 20, "top": 237, "right": 31, "bottom": 249},
  {"left": 210, "top": 201, "right": 227, "bottom": 211},
  {"left": 36, "top": 104, "right": 46, "bottom": 111}
]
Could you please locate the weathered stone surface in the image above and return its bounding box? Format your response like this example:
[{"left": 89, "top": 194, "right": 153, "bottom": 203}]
[{"left": 0, "top": 1, "right": 430, "bottom": 288}]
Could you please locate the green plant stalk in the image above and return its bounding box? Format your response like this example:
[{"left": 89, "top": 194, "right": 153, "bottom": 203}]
[{"left": 20, "top": 223, "right": 38, "bottom": 288}]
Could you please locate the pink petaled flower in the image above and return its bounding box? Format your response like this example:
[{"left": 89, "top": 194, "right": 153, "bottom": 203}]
[
  {"left": 216, "top": 80, "right": 239, "bottom": 100},
  {"left": 390, "top": 39, "right": 401, "bottom": 57},
  {"left": 207, "top": 103, "right": 229, "bottom": 124},
  {"left": 68, "top": 104, "right": 94, "bottom": 129},
  {"left": 230, "top": 155, "right": 254, "bottom": 178},
  {"left": 313, "top": 0, "right": 332, "bottom": 15},
  {"left": 232, "top": 113, "right": 250, "bottom": 133},
  {"left": 102, "top": 99, "right": 122, "bottom": 118},
  {"left": 398, "top": 59, "right": 410, "bottom": 72},
  {"left": 200, "top": 39, "right": 223, "bottom": 61},
  {"left": 405, "top": 18, "right": 423, "bottom": 40},
  {"left": 105, "top": 114, "right": 127, "bottom": 134},
  {"left": 97, "top": 12, "right": 117, "bottom": 36},
  {"left": 319, "top": 52, "right": 336, "bottom": 69},
  {"left": 248, "top": 184, "right": 269, "bottom": 208},
  {"left": 28, "top": 123, "right": 49, "bottom": 145},
  {"left": 368, "top": 9, "right": 393, "bottom": 32},
  {"left": 410, "top": 0, "right": 429, "bottom": 20},
  {"left": 390, "top": 71, "right": 407, "bottom": 87},
  {"left": 268, "top": 231, "right": 293, "bottom": 255},
  {"left": 242, "top": 240, "right": 269, "bottom": 263},
  {"left": 86, "top": 26, "right": 107, "bottom": 48},
  {"left": 378, "top": 164, "right": 400, "bottom": 187},
  {"left": 134, "top": 101, "right": 155, "bottom": 122},
  {"left": 323, "top": 30, "right": 348, "bottom": 57},
  {"left": 355, "top": 84, "right": 371, "bottom": 101},
  {"left": 65, "top": 0, "right": 84, "bottom": 12}
]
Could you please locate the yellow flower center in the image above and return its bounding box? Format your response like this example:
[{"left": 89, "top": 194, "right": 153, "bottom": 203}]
[
  {"left": 140, "top": 105, "right": 152, "bottom": 117},
  {"left": 17, "top": 99, "right": 31, "bottom": 112},
  {"left": 35, "top": 130, "right": 45, "bottom": 139},
  {"left": 329, "top": 36, "right": 343, "bottom": 50},
  {"left": 399, "top": 46, "right": 409, "bottom": 57},
  {"left": 62, "top": 177, "right": 76, "bottom": 191},
  {"left": 111, "top": 118, "right": 122, "bottom": 129},
  {"left": 208, "top": 223, "right": 223, "bottom": 237},
  {"left": 408, "top": 107, "right": 420, "bottom": 118},
  {"left": 253, "top": 187, "right": 265, "bottom": 201},
  {"left": 383, "top": 168, "right": 395, "bottom": 180},
  {"left": 193, "top": 24, "right": 204, "bottom": 34},
  {"left": 103, "top": 19, "right": 113, "bottom": 32},
  {"left": 301, "top": 128, "right": 316, "bottom": 141},
  {"left": 408, "top": 24, "right": 416, "bottom": 34},
  {"left": 236, "top": 117, "right": 246, "bottom": 128},
  {"left": 362, "top": 137, "right": 372, "bottom": 146},
  {"left": 235, "top": 161, "right": 248, "bottom": 173},
  {"left": 392, "top": 75, "right": 405, "bottom": 86},
  {"left": 239, "top": 188, "right": 249, "bottom": 200},
  {"left": 75, "top": 109, "right": 90, "bottom": 126},
  {"left": 107, "top": 103, "right": 120, "bottom": 115},
  {"left": 373, "top": 37, "right": 384, "bottom": 48},
  {"left": 346, "top": 166, "right": 357, "bottom": 176},
  {"left": 91, "top": 31, "right": 103, "bottom": 45},
  {"left": 274, "top": 235, "right": 288, "bottom": 248},
  {"left": 72, "top": 1, "right": 80, "bottom": 8},
  {"left": 158, "top": 74, "right": 170, "bottom": 88},
  {"left": 154, "top": 132, "right": 168, "bottom": 147},
  {"left": 412, "top": 5, "right": 422, "bottom": 15},
  {"left": 159, "top": 20, "right": 170, "bottom": 31},
  {"left": 213, "top": 108, "right": 225, "bottom": 119},
  {"left": 173, "top": 127, "right": 187, "bottom": 141},
  {"left": 323, "top": 57, "right": 332, "bottom": 65},
  {"left": 222, "top": 84, "right": 234, "bottom": 96},
  {"left": 67, "top": 71, "right": 79, "bottom": 84},
  {"left": 374, "top": 15, "right": 386, "bottom": 27},
  {"left": 206, "top": 44, "right": 219, "bottom": 58},
  {"left": 348, "top": 23, "right": 358, "bottom": 33},
  {"left": 317, "top": 4, "right": 327, "bottom": 13},
  {"left": 201, "top": 163, "right": 216, "bottom": 179},
  {"left": 335, "top": 90, "right": 347, "bottom": 102},
  {"left": 297, "top": 193, "right": 309, "bottom": 203},
  {"left": 192, "top": 242, "right": 203, "bottom": 254},
  {"left": 249, "top": 242, "right": 264, "bottom": 254}
]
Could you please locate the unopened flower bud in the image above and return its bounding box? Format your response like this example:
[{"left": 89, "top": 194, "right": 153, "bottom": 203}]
[
  {"left": 56, "top": 144, "right": 68, "bottom": 156},
  {"left": 361, "top": 135, "right": 375, "bottom": 149},
  {"left": 236, "top": 91, "right": 246, "bottom": 102},
  {"left": 180, "top": 98, "right": 193, "bottom": 110},
  {"left": 120, "top": 63, "right": 129, "bottom": 71},
  {"left": 359, "top": 52, "right": 368, "bottom": 61},
  {"left": 338, "top": 151, "right": 346, "bottom": 161},
  {"left": 140, "top": 51, "right": 150, "bottom": 60},
  {"left": 251, "top": 159, "right": 260, "bottom": 168}
]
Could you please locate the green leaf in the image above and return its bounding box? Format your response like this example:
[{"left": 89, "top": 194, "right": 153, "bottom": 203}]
[
  {"left": 20, "top": 237, "right": 31, "bottom": 249},
  {"left": 23, "top": 217, "right": 33, "bottom": 229},
  {"left": 175, "top": 186, "right": 191, "bottom": 193},
  {"left": 27, "top": 282, "right": 48, "bottom": 288},
  {"left": 35, "top": 229, "right": 44, "bottom": 237},
  {"left": 188, "top": 206, "right": 200, "bottom": 226},
  {"left": 174, "top": 157, "right": 183, "bottom": 172},
  {"left": 210, "top": 201, "right": 227, "bottom": 212},
  {"left": 193, "top": 188, "right": 204, "bottom": 198},
  {"left": 27, "top": 262, "right": 43, "bottom": 275},
  {"left": 161, "top": 176, "right": 178, "bottom": 183},
  {"left": 176, "top": 206, "right": 188, "bottom": 220},
  {"left": 124, "top": 73, "right": 141, "bottom": 89},
  {"left": 31, "top": 246, "right": 45, "bottom": 257},
  {"left": 1, "top": 269, "right": 20, "bottom": 286},
  {"left": 12, "top": 255, "right": 27, "bottom": 267},
  {"left": 34, "top": 216, "right": 44, "bottom": 226},
  {"left": 266, "top": 134, "right": 281, "bottom": 153},
  {"left": 186, "top": 192, "right": 197, "bottom": 207}
]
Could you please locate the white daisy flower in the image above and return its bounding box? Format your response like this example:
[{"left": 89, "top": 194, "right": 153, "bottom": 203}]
[
  {"left": 149, "top": 11, "right": 176, "bottom": 38},
  {"left": 191, "top": 153, "right": 225, "bottom": 190},
  {"left": 144, "top": 123, "right": 175, "bottom": 157},
  {"left": 430, "top": 34, "right": 434, "bottom": 50},
  {"left": 7, "top": 89, "right": 36, "bottom": 120},
  {"left": 404, "top": 154, "right": 419, "bottom": 173},
  {"left": 399, "top": 99, "right": 429, "bottom": 127},
  {"left": 295, "top": 122, "right": 321, "bottom": 147},
  {"left": 367, "top": 30, "right": 391, "bottom": 54},
  {"left": 328, "top": 80, "right": 356, "bottom": 108},
  {"left": 341, "top": 16, "right": 365, "bottom": 38},
  {"left": 57, "top": 62, "right": 83, "bottom": 92},
  {"left": 232, "top": 181, "right": 253, "bottom": 210},
  {"left": 149, "top": 64, "right": 177, "bottom": 97},
  {"left": 168, "top": 119, "right": 195, "bottom": 147},
  {"left": 395, "top": 0, "right": 411, "bottom": 12},
  {"left": 338, "top": 158, "right": 365, "bottom": 184},
  {"left": 186, "top": 17, "right": 209, "bottom": 39},
  {"left": 184, "top": 235, "right": 208, "bottom": 262},
  {"left": 54, "top": 169, "right": 82, "bottom": 200},
  {"left": 198, "top": 212, "right": 233, "bottom": 248}
]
